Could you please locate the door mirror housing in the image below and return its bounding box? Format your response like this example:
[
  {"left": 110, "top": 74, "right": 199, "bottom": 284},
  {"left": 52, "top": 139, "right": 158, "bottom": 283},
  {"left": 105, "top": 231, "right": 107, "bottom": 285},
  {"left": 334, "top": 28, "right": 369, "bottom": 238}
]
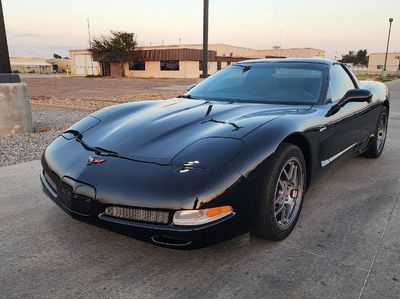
[
  {"left": 340, "top": 89, "right": 372, "bottom": 105},
  {"left": 187, "top": 84, "right": 196, "bottom": 91},
  {"left": 326, "top": 89, "right": 372, "bottom": 117}
]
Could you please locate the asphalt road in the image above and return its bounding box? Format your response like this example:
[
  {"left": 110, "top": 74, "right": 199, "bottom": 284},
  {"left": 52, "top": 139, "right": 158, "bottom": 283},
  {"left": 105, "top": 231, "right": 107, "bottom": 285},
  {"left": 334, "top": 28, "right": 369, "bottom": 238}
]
[{"left": 1, "top": 81, "right": 400, "bottom": 299}]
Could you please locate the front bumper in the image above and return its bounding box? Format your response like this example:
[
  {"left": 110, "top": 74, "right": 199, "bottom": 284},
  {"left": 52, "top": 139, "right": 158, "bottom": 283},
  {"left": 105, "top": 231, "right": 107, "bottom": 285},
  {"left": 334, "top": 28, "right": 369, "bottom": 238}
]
[{"left": 40, "top": 170, "right": 249, "bottom": 249}]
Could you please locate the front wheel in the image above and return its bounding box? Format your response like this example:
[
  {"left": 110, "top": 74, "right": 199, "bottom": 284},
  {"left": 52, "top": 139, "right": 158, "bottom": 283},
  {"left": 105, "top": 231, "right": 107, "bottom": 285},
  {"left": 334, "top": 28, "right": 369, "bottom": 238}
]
[
  {"left": 253, "top": 143, "right": 306, "bottom": 240},
  {"left": 362, "top": 106, "right": 388, "bottom": 158}
]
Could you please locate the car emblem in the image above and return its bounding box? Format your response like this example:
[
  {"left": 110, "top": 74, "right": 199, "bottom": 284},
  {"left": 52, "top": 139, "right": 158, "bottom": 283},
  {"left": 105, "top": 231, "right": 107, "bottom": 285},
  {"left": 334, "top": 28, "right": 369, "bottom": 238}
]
[{"left": 87, "top": 156, "right": 105, "bottom": 166}]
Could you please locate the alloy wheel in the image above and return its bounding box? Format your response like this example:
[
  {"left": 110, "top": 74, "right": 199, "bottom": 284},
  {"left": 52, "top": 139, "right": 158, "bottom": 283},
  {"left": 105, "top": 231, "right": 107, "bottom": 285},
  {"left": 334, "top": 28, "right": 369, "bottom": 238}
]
[
  {"left": 274, "top": 157, "right": 304, "bottom": 230},
  {"left": 377, "top": 113, "right": 388, "bottom": 153}
]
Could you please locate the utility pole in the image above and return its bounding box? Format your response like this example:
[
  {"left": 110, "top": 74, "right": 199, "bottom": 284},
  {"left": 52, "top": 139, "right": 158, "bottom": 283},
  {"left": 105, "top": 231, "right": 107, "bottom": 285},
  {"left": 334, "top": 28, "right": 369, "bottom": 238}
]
[
  {"left": 87, "top": 18, "right": 94, "bottom": 75},
  {"left": 396, "top": 54, "right": 400, "bottom": 71},
  {"left": 383, "top": 18, "right": 393, "bottom": 72},
  {"left": 200, "top": 0, "right": 209, "bottom": 78},
  {"left": 0, "top": 0, "right": 11, "bottom": 73},
  {"left": 87, "top": 18, "right": 92, "bottom": 48}
]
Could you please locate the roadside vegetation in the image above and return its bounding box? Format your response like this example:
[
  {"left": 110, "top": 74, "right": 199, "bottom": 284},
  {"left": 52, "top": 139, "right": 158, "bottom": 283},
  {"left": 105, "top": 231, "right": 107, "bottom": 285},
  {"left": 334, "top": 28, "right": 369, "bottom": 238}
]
[{"left": 356, "top": 73, "right": 400, "bottom": 82}]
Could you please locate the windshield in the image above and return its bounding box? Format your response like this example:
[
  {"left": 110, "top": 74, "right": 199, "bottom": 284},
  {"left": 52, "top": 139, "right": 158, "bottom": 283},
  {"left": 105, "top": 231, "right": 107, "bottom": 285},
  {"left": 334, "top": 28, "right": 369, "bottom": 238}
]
[{"left": 188, "top": 62, "right": 328, "bottom": 104}]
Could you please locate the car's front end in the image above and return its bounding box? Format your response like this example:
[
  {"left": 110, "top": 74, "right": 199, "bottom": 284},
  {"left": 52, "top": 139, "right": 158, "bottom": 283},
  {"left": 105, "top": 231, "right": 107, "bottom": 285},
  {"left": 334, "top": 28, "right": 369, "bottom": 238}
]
[{"left": 40, "top": 129, "right": 259, "bottom": 249}]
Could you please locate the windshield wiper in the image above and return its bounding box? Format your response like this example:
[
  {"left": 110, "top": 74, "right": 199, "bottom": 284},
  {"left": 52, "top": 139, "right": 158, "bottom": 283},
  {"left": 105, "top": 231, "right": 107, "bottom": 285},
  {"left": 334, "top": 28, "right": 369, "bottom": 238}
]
[
  {"left": 236, "top": 65, "right": 252, "bottom": 73},
  {"left": 177, "top": 94, "right": 203, "bottom": 100}
]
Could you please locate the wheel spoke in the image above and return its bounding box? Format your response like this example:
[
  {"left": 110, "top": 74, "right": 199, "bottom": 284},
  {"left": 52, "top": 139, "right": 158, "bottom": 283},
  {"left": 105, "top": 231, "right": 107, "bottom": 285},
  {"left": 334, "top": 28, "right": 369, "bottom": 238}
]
[
  {"left": 275, "top": 191, "right": 285, "bottom": 205},
  {"left": 286, "top": 200, "right": 295, "bottom": 217},
  {"left": 279, "top": 205, "right": 287, "bottom": 223},
  {"left": 275, "top": 204, "right": 285, "bottom": 217},
  {"left": 277, "top": 179, "right": 285, "bottom": 191},
  {"left": 282, "top": 168, "right": 290, "bottom": 180},
  {"left": 287, "top": 162, "right": 295, "bottom": 180},
  {"left": 291, "top": 165, "right": 298, "bottom": 185}
]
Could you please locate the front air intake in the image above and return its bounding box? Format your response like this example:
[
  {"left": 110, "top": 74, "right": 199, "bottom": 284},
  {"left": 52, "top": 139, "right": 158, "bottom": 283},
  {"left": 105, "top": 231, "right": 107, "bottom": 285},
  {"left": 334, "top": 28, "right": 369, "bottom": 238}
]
[{"left": 104, "top": 206, "right": 170, "bottom": 224}]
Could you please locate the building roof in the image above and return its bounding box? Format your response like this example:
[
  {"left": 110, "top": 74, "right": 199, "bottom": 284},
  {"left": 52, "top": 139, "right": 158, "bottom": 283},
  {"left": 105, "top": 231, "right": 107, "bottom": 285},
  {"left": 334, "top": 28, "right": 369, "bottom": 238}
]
[
  {"left": 10, "top": 57, "right": 52, "bottom": 66},
  {"left": 368, "top": 52, "right": 400, "bottom": 55},
  {"left": 11, "top": 61, "right": 52, "bottom": 66},
  {"left": 238, "top": 58, "right": 337, "bottom": 64},
  {"left": 139, "top": 43, "right": 324, "bottom": 52}
]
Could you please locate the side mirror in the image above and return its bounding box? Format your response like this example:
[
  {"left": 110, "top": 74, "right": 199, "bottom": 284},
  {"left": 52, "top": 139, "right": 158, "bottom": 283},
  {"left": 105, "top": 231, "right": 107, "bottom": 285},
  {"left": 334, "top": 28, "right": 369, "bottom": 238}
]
[
  {"left": 187, "top": 84, "right": 196, "bottom": 91},
  {"left": 340, "top": 89, "right": 372, "bottom": 105},
  {"left": 326, "top": 89, "right": 372, "bottom": 117}
]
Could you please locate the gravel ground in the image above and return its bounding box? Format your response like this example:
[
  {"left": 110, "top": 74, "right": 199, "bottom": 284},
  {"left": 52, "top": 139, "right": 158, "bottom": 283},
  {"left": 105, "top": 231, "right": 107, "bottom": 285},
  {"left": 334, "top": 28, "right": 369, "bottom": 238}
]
[
  {"left": 24, "top": 76, "right": 194, "bottom": 107},
  {"left": 0, "top": 107, "right": 89, "bottom": 167}
]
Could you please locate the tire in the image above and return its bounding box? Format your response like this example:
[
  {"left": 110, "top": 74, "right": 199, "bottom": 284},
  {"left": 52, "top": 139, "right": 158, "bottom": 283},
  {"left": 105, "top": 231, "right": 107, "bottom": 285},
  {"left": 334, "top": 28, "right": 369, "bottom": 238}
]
[
  {"left": 362, "top": 106, "right": 388, "bottom": 158},
  {"left": 253, "top": 143, "right": 306, "bottom": 240}
]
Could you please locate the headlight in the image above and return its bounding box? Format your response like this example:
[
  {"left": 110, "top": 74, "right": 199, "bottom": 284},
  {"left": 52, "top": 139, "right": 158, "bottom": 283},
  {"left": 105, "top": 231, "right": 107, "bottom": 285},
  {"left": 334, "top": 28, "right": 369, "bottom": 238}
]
[
  {"left": 171, "top": 137, "right": 245, "bottom": 169},
  {"left": 173, "top": 206, "right": 233, "bottom": 226}
]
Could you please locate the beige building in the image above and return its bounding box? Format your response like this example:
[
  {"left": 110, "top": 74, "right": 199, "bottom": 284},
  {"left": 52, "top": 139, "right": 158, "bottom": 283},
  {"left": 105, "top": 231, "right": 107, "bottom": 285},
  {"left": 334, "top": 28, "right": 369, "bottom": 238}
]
[
  {"left": 368, "top": 52, "right": 400, "bottom": 73},
  {"left": 70, "top": 43, "right": 325, "bottom": 78},
  {"left": 69, "top": 50, "right": 101, "bottom": 76},
  {"left": 47, "top": 58, "right": 71, "bottom": 73},
  {"left": 10, "top": 57, "right": 52, "bottom": 74},
  {"left": 142, "top": 43, "right": 325, "bottom": 59}
]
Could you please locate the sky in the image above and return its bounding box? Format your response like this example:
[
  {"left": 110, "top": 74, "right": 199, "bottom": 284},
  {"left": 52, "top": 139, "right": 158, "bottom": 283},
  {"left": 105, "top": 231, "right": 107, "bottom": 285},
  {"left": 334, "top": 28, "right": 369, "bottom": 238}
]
[{"left": 3, "top": 0, "right": 400, "bottom": 59}]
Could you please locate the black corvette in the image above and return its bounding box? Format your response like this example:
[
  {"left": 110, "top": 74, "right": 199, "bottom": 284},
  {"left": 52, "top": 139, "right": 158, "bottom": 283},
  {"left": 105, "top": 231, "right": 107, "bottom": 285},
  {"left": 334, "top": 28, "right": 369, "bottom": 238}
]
[{"left": 41, "top": 59, "right": 389, "bottom": 249}]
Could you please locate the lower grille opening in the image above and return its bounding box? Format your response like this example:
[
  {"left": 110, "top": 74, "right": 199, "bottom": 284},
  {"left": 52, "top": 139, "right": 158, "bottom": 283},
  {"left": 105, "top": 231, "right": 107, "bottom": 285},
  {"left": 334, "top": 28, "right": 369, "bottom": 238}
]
[
  {"left": 104, "top": 206, "right": 170, "bottom": 224},
  {"left": 151, "top": 234, "right": 192, "bottom": 247}
]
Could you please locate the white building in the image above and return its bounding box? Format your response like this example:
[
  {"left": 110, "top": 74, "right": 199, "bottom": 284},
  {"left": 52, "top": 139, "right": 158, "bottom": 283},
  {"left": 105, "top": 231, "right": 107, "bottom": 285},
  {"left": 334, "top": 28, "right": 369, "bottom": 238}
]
[{"left": 69, "top": 50, "right": 101, "bottom": 76}]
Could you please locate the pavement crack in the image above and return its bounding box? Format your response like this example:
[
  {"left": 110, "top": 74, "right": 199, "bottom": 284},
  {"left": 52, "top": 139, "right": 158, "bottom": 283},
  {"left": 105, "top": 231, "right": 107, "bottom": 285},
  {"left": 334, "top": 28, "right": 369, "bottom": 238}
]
[{"left": 358, "top": 192, "right": 400, "bottom": 299}]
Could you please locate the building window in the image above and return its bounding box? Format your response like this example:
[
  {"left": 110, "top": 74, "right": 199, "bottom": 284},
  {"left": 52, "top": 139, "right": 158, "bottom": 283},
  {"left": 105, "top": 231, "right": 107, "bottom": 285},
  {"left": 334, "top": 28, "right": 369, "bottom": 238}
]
[
  {"left": 129, "top": 61, "right": 145, "bottom": 71},
  {"left": 160, "top": 60, "right": 179, "bottom": 71},
  {"left": 227, "top": 61, "right": 231, "bottom": 66},
  {"left": 376, "top": 65, "right": 383, "bottom": 70},
  {"left": 199, "top": 61, "right": 203, "bottom": 71}
]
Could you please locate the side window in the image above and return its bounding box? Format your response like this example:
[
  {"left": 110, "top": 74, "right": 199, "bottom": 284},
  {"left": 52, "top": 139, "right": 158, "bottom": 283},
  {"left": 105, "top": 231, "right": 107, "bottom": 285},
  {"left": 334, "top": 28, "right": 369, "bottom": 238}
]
[{"left": 327, "top": 65, "right": 356, "bottom": 102}]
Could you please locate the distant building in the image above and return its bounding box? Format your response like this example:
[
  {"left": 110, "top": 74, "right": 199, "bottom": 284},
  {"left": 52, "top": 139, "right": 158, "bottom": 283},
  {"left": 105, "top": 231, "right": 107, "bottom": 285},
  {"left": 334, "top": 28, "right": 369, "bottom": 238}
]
[
  {"left": 368, "top": 52, "right": 400, "bottom": 73},
  {"left": 70, "top": 43, "right": 325, "bottom": 78},
  {"left": 144, "top": 43, "right": 325, "bottom": 60},
  {"left": 10, "top": 57, "right": 52, "bottom": 74},
  {"left": 47, "top": 58, "right": 71, "bottom": 73},
  {"left": 69, "top": 49, "right": 101, "bottom": 76}
]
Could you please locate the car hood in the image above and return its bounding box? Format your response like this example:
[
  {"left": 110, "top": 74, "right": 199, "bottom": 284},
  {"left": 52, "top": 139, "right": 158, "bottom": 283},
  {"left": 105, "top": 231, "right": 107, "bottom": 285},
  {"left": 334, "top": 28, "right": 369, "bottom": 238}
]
[{"left": 79, "top": 98, "right": 311, "bottom": 160}]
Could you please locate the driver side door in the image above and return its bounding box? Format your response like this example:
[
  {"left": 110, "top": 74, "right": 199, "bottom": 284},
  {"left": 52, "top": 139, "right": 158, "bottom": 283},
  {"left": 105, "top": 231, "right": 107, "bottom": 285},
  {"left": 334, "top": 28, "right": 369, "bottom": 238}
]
[{"left": 323, "top": 64, "right": 372, "bottom": 165}]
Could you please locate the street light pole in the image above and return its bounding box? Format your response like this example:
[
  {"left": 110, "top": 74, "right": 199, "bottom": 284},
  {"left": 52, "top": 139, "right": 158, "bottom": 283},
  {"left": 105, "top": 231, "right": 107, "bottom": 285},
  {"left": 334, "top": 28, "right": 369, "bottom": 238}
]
[
  {"left": 383, "top": 18, "right": 394, "bottom": 72},
  {"left": 200, "top": 0, "right": 209, "bottom": 78},
  {"left": 0, "top": 0, "right": 11, "bottom": 73}
]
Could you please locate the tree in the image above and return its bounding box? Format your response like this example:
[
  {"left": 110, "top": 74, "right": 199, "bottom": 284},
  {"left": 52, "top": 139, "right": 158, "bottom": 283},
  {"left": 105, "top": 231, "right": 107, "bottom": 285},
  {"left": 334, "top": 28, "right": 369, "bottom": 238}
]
[
  {"left": 341, "top": 51, "right": 355, "bottom": 64},
  {"left": 355, "top": 49, "right": 368, "bottom": 66},
  {"left": 91, "top": 31, "right": 139, "bottom": 76},
  {"left": 340, "top": 49, "right": 368, "bottom": 66},
  {"left": 53, "top": 53, "right": 62, "bottom": 59}
]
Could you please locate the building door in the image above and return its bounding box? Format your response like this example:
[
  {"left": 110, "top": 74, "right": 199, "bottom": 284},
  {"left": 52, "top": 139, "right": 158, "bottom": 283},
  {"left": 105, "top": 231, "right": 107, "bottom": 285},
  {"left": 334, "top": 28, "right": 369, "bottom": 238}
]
[{"left": 101, "top": 62, "right": 111, "bottom": 76}]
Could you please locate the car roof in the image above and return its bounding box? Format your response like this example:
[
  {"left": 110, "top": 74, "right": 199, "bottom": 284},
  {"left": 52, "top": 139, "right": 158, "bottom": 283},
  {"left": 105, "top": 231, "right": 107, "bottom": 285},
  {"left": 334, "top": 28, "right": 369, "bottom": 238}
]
[{"left": 238, "top": 58, "right": 337, "bottom": 65}]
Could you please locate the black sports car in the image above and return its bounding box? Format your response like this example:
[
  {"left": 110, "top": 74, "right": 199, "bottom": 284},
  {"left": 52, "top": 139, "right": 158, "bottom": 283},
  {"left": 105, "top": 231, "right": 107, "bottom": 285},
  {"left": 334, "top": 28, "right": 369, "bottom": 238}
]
[{"left": 41, "top": 59, "right": 389, "bottom": 249}]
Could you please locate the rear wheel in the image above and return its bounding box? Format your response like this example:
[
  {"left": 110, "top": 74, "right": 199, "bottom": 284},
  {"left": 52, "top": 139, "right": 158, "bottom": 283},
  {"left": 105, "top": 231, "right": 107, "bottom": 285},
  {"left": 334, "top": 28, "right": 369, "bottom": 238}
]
[
  {"left": 363, "top": 106, "right": 388, "bottom": 158},
  {"left": 253, "top": 143, "right": 306, "bottom": 240}
]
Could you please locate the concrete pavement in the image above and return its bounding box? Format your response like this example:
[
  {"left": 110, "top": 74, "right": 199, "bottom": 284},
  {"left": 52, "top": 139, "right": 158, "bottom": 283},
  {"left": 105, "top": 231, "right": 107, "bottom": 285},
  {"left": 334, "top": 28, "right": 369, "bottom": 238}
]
[{"left": 1, "top": 81, "right": 400, "bottom": 298}]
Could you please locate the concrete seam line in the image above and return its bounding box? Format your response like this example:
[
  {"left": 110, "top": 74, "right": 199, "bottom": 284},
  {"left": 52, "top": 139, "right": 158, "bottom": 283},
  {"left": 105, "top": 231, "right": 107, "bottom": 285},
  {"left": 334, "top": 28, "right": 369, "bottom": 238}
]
[
  {"left": 358, "top": 192, "right": 400, "bottom": 299},
  {"left": 291, "top": 246, "right": 370, "bottom": 273}
]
